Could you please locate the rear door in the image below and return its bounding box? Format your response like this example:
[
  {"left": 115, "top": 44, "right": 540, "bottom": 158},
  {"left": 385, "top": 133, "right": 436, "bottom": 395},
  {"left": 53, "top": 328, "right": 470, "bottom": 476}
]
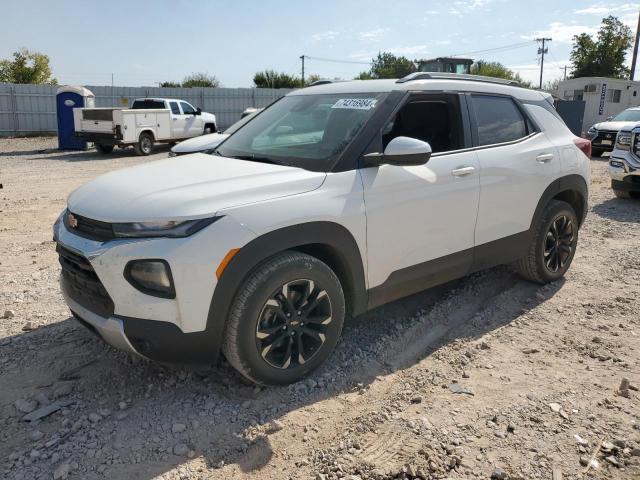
[
  {"left": 169, "top": 101, "right": 185, "bottom": 137},
  {"left": 470, "top": 94, "right": 560, "bottom": 262}
]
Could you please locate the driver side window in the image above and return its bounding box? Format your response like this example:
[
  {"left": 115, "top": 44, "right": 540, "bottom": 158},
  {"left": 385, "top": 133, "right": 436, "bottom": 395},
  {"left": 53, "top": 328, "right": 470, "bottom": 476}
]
[
  {"left": 180, "top": 102, "right": 195, "bottom": 115},
  {"left": 380, "top": 94, "right": 465, "bottom": 154}
]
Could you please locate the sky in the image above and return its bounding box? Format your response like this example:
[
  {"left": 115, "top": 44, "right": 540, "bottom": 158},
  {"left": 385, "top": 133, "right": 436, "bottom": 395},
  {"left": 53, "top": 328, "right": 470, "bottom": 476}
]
[{"left": 0, "top": 0, "right": 638, "bottom": 88}]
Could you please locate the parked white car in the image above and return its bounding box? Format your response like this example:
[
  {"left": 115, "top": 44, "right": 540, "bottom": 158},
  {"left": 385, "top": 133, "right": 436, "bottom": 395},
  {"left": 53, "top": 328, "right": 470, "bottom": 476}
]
[
  {"left": 169, "top": 109, "right": 261, "bottom": 157},
  {"left": 609, "top": 124, "right": 640, "bottom": 198},
  {"left": 55, "top": 73, "right": 590, "bottom": 385},
  {"left": 587, "top": 107, "right": 640, "bottom": 157},
  {"left": 74, "top": 98, "right": 217, "bottom": 155}
]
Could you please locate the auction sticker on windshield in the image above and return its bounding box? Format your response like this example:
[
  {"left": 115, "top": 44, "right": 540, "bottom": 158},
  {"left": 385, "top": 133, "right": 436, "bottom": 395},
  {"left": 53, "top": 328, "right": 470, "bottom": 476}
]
[{"left": 332, "top": 98, "right": 378, "bottom": 110}]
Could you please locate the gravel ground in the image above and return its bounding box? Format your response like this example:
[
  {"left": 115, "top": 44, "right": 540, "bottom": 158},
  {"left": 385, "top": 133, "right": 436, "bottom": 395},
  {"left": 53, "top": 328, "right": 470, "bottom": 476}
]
[{"left": 0, "top": 137, "right": 639, "bottom": 480}]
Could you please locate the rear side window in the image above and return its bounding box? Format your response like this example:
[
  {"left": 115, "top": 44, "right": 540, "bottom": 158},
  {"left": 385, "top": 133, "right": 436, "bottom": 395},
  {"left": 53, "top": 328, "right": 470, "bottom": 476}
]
[
  {"left": 131, "top": 99, "right": 166, "bottom": 109},
  {"left": 169, "top": 102, "right": 180, "bottom": 114},
  {"left": 472, "top": 95, "right": 529, "bottom": 146}
]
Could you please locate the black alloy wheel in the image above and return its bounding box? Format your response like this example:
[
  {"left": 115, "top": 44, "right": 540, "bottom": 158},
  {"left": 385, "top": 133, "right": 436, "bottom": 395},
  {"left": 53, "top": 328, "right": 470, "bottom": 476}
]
[
  {"left": 256, "top": 279, "right": 332, "bottom": 370},
  {"left": 543, "top": 214, "right": 574, "bottom": 273}
]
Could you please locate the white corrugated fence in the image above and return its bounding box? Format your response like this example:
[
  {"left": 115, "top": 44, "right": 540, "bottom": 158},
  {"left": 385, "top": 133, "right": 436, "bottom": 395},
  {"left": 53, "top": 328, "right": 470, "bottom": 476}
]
[{"left": 0, "top": 83, "right": 293, "bottom": 136}]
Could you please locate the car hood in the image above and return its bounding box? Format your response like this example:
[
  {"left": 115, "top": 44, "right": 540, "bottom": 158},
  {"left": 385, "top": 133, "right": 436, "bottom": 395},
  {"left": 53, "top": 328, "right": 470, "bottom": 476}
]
[
  {"left": 67, "top": 154, "right": 326, "bottom": 222},
  {"left": 593, "top": 121, "right": 635, "bottom": 131},
  {"left": 171, "top": 133, "right": 230, "bottom": 153}
]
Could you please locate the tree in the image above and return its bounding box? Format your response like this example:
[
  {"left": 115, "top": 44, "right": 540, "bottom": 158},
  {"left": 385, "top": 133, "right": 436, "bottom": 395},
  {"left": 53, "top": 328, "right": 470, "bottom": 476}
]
[
  {"left": 542, "top": 77, "right": 561, "bottom": 94},
  {"left": 254, "top": 70, "right": 303, "bottom": 88},
  {"left": 159, "top": 81, "right": 181, "bottom": 88},
  {"left": 470, "top": 60, "right": 531, "bottom": 87},
  {"left": 0, "top": 48, "right": 57, "bottom": 84},
  {"left": 306, "top": 74, "right": 322, "bottom": 85},
  {"left": 570, "top": 16, "right": 633, "bottom": 78},
  {"left": 181, "top": 72, "right": 220, "bottom": 88},
  {"left": 356, "top": 52, "right": 416, "bottom": 80}
]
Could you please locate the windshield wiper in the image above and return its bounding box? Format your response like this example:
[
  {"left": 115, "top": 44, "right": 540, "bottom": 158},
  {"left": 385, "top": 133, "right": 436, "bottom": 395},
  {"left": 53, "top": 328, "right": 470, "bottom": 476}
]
[{"left": 227, "top": 154, "right": 290, "bottom": 167}]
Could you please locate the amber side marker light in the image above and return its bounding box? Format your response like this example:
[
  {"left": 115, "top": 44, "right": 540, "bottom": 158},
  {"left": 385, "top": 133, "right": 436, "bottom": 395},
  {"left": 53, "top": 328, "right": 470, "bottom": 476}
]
[{"left": 216, "top": 248, "right": 240, "bottom": 279}]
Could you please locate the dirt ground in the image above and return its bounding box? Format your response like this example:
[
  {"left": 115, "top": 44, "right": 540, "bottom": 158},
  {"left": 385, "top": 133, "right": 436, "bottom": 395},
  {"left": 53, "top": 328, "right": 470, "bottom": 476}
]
[{"left": 0, "top": 137, "right": 638, "bottom": 480}]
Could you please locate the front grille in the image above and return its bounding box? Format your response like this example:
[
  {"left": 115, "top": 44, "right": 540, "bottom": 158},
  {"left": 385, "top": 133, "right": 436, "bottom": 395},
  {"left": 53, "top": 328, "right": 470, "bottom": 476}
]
[
  {"left": 57, "top": 245, "right": 114, "bottom": 318},
  {"left": 633, "top": 132, "right": 640, "bottom": 158},
  {"left": 67, "top": 211, "right": 115, "bottom": 241},
  {"left": 593, "top": 130, "right": 617, "bottom": 145}
]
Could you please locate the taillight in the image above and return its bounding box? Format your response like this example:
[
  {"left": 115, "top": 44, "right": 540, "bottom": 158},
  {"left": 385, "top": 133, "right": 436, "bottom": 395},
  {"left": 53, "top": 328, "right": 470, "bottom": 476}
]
[{"left": 573, "top": 137, "right": 591, "bottom": 158}]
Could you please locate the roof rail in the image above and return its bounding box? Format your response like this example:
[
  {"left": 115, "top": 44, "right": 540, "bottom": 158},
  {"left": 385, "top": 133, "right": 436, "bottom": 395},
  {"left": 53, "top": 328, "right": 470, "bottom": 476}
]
[{"left": 396, "top": 72, "right": 521, "bottom": 86}]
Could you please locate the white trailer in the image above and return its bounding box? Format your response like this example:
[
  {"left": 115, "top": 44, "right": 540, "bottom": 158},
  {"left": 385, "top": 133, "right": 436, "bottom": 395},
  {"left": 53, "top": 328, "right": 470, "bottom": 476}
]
[
  {"left": 558, "top": 77, "right": 640, "bottom": 135},
  {"left": 73, "top": 98, "right": 217, "bottom": 155}
]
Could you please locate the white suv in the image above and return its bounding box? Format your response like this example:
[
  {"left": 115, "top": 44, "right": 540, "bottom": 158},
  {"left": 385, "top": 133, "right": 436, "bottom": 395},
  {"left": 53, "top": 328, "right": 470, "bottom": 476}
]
[
  {"left": 54, "top": 73, "right": 590, "bottom": 385},
  {"left": 609, "top": 125, "right": 640, "bottom": 198}
]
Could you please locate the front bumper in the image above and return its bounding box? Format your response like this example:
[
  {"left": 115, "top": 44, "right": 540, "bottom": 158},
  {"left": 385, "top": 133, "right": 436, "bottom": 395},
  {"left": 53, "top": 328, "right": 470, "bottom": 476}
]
[
  {"left": 54, "top": 212, "right": 256, "bottom": 364},
  {"left": 590, "top": 130, "right": 617, "bottom": 152},
  {"left": 608, "top": 152, "right": 640, "bottom": 192}
]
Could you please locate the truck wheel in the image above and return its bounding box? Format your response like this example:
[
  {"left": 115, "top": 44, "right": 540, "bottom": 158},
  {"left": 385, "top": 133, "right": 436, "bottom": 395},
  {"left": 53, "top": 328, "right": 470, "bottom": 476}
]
[
  {"left": 222, "top": 251, "right": 345, "bottom": 386},
  {"left": 134, "top": 132, "right": 154, "bottom": 156},
  {"left": 95, "top": 144, "right": 114, "bottom": 154},
  {"left": 515, "top": 200, "right": 578, "bottom": 284},
  {"left": 613, "top": 189, "right": 632, "bottom": 199},
  {"left": 204, "top": 124, "right": 216, "bottom": 135}
]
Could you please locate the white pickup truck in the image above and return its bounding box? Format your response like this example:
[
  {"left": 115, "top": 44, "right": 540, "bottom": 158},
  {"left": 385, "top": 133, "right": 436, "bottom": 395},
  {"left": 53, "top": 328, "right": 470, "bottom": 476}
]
[{"left": 73, "top": 98, "right": 217, "bottom": 155}]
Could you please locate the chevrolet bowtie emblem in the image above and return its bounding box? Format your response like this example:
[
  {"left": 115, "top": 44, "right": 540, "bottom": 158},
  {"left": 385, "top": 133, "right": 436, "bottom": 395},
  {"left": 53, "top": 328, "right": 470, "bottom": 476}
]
[{"left": 68, "top": 213, "right": 78, "bottom": 228}]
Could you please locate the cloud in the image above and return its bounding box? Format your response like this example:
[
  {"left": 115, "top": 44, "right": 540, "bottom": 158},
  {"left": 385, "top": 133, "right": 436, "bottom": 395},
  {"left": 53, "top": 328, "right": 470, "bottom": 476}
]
[
  {"left": 360, "top": 28, "right": 389, "bottom": 41},
  {"left": 575, "top": 3, "right": 637, "bottom": 15},
  {"left": 523, "top": 22, "right": 598, "bottom": 43},
  {"left": 310, "top": 30, "right": 340, "bottom": 42}
]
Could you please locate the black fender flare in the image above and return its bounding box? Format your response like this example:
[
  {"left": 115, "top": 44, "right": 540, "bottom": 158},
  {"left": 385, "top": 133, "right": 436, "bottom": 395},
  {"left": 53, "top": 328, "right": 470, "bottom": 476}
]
[
  {"left": 204, "top": 221, "right": 367, "bottom": 358},
  {"left": 530, "top": 174, "right": 589, "bottom": 229}
]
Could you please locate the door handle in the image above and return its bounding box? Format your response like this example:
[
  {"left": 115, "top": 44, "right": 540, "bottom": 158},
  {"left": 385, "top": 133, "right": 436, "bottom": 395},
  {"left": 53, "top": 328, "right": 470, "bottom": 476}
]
[
  {"left": 451, "top": 166, "right": 475, "bottom": 177},
  {"left": 536, "top": 153, "right": 554, "bottom": 163}
]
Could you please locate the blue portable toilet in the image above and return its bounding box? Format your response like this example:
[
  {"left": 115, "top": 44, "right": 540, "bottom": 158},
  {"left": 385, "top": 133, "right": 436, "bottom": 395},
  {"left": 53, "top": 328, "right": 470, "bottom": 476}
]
[{"left": 56, "top": 86, "right": 95, "bottom": 150}]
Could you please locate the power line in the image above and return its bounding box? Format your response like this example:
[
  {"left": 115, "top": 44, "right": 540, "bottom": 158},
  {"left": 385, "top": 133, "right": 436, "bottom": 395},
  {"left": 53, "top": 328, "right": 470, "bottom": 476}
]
[
  {"left": 305, "top": 55, "right": 371, "bottom": 65},
  {"left": 446, "top": 40, "right": 537, "bottom": 58}
]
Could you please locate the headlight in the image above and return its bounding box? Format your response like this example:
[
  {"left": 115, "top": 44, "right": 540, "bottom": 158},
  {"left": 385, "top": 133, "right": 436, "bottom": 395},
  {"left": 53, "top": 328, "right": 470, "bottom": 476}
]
[
  {"left": 587, "top": 126, "right": 597, "bottom": 139},
  {"left": 125, "top": 260, "right": 175, "bottom": 298},
  {"left": 615, "top": 132, "right": 632, "bottom": 151},
  {"left": 112, "top": 217, "right": 221, "bottom": 238}
]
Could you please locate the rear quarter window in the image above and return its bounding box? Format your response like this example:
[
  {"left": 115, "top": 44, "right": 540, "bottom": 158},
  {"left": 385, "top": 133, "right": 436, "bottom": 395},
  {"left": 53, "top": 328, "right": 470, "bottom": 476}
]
[
  {"left": 472, "top": 95, "right": 528, "bottom": 146},
  {"left": 131, "top": 100, "right": 166, "bottom": 109}
]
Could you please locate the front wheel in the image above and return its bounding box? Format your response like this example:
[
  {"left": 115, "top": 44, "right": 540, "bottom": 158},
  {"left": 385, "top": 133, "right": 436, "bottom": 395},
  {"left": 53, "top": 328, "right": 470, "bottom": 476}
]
[
  {"left": 515, "top": 200, "right": 578, "bottom": 284},
  {"left": 134, "top": 132, "right": 154, "bottom": 156},
  {"left": 222, "top": 251, "right": 345, "bottom": 386}
]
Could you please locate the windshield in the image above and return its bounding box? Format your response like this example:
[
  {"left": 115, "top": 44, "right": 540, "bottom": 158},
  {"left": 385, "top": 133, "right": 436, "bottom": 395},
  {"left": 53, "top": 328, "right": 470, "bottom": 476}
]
[
  {"left": 224, "top": 110, "right": 260, "bottom": 135},
  {"left": 215, "top": 93, "right": 387, "bottom": 171},
  {"left": 612, "top": 110, "right": 640, "bottom": 122}
]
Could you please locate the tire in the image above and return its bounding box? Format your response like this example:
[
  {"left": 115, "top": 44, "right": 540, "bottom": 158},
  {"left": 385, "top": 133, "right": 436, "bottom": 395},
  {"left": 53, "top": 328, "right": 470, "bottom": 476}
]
[
  {"left": 591, "top": 149, "right": 603, "bottom": 158},
  {"left": 204, "top": 124, "right": 216, "bottom": 135},
  {"left": 134, "top": 132, "right": 154, "bottom": 156},
  {"left": 222, "top": 251, "right": 345, "bottom": 386},
  {"left": 515, "top": 200, "right": 579, "bottom": 284},
  {"left": 95, "top": 143, "right": 114, "bottom": 154},
  {"left": 613, "top": 189, "right": 632, "bottom": 199}
]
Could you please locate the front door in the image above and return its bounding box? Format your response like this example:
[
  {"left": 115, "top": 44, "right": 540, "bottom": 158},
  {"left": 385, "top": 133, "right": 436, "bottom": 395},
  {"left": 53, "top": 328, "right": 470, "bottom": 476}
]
[
  {"left": 180, "top": 102, "right": 203, "bottom": 137},
  {"left": 361, "top": 93, "right": 480, "bottom": 307}
]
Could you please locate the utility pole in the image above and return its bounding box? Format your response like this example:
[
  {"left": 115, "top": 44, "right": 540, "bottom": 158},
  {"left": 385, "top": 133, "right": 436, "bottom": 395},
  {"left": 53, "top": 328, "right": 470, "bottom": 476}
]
[
  {"left": 631, "top": 8, "right": 640, "bottom": 80},
  {"left": 536, "top": 38, "right": 551, "bottom": 89},
  {"left": 300, "top": 55, "right": 305, "bottom": 85},
  {"left": 563, "top": 65, "right": 567, "bottom": 81}
]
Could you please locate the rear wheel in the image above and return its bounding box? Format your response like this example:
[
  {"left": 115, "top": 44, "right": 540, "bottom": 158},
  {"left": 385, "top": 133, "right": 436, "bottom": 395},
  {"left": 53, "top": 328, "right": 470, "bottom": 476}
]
[
  {"left": 515, "top": 200, "right": 578, "bottom": 284},
  {"left": 204, "top": 124, "right": 216, "bottom": 135},
  {"left": 95, "top": 143, "right": 114, "bottom": 154},
  {"left": 222, "top": 251, "right": 345, "bottom": 386},
  {"left": 134, "top": 132, "right": 154, "bottom": 156},
  {"left": 613, "top": 189, "right": 632, "bottom": 199}
]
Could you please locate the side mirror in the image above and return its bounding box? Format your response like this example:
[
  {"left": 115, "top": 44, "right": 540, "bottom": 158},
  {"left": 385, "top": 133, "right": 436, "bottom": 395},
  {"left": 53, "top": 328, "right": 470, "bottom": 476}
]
[
  {"left": 195, "top": 108, "right": 202, "bottom": 116},
  {"left": 364, "top": 136, "right": 432, "bottom": 167}
]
